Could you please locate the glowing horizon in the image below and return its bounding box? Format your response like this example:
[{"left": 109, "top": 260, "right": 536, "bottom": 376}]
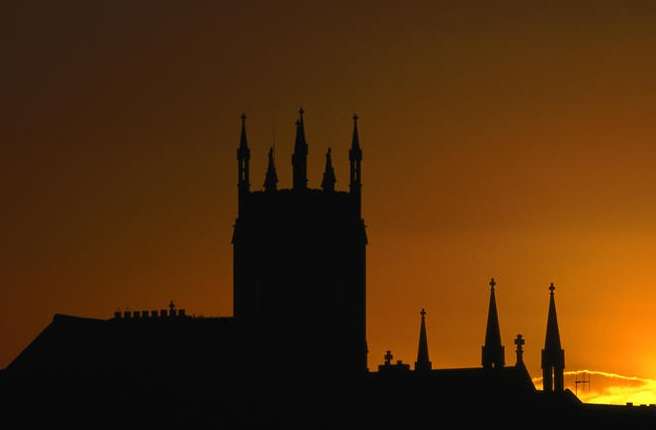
[{"left": 533, "top": 370, "right": 656, "bottom": 405}]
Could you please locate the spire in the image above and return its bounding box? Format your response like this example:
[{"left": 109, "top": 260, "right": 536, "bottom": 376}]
[
  {"left": 544, "top": 283, "right": 562, "bottom": 352},
  {"left": 542, "top": 282, "right": 565, "bottom": 393},
  {"left": 351, "top": 113, "right": 361, "bottom": 152},
  {"left": 349, "top": 114, "right": 362, "bottom": 189},
  {"left": 321, "top": 148, "right": 336, "bottom": 192},
  {"left": 263, "top": 146, "right": 278, "bottom": 192},
  {"left": 237, "top": 113, "right": 251, "bottom": 190},
  {"left": 292, "top": 107, "right": 308, "bottom": 190},
  {"left": 415, "top": 308, "right": 432, "bottom": 372},
  {"left": 349, "top": 113, "right": 363, "bottom": 217},
  {"left": 482, "top": 277, "right": 505, "bottom": 368},
  {"left": 236, "top": 114, "right": 251, "bottom": 216}
]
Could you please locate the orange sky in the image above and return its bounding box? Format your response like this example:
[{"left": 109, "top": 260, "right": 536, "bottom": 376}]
[{"left": 4, "top": 2, "right": 656, "bottom": 403}]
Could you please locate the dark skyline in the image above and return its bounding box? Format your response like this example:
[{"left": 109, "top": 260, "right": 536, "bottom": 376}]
[{"left": 5, "top": 1, "right": 656, "bottom": 404}]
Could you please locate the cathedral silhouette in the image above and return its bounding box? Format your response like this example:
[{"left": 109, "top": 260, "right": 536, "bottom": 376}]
[{"left": 1, "top": 110, "right": 654, "bottom": 428}]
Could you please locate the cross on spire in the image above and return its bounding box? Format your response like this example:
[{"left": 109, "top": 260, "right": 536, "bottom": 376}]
[
  {"left": 420, "top": 308, "right": 426, "bottom": 319},
  {"left": 489, "top": 277, "right": 496, "bottom": 290},
  {"left": 549, "top": 282, "right": 556, "bottom": 294}
]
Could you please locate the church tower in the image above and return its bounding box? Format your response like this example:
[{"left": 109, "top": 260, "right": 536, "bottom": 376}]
[
  {"left": 541, "top": 283, "right": 565, "bottom": 393},
  {"left": 232, "top": 110, "right": 368, "bottom": 374},
  {"left": 482, "top": 278, "right": 505, "bottom": 368}
]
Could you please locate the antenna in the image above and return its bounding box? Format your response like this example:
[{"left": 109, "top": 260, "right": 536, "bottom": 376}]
[{"left": 575, "top": 371, "right": 591, "bottom": 396}]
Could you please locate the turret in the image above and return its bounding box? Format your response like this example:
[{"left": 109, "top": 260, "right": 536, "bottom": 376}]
[
  {"left": 349, "top": 114, "right": 363, "bottom": 216},
  {"left": 321, "top": 148, "right": 336, "bottom": 192},
  {"left": 237, "top": 113, "right": 250, "bottom": 214},
  {"left": 264, "top": 146, "right": 278, "bottom": 192},
  {"left": 292, "top": 108, "right": 308, "bottom": 191}
]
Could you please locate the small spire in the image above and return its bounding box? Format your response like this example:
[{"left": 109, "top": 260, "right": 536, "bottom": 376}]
[
  {"left": 237, "top": 113, "right": 250, "bottom": 194},
  {"left": 482, "top": 277, "right": 505, "bottom": 368},
  {"left": 292, "top": 108, "right": 308, "bottom": 190},
  {"left": 415, "top": 308, "right": 432, "bottom": 372},
  {"left": 349, "top": 113, "right": 363, "bottom": 200},
  {"left": 321, "top": 148, "right": 336, "bottom": 192},
  {"left": 264, "top": 146, "right": 278, "bottom": 191},
  {"left": 351, "top": 113, "right": 361, "bottom": 153}
]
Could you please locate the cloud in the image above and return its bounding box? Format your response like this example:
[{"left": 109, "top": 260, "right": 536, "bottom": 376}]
[{"left": 533, "top": 370, "right": 656, "bottom": 405}]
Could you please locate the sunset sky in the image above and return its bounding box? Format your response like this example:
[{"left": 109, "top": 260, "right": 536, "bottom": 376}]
[{"left": 4, "top": 2, "right": 656, "bottom": 404}]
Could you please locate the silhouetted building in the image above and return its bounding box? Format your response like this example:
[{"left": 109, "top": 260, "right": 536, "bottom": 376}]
[{"left": 1, "top": 111, "right": 654, "bottom": 428}]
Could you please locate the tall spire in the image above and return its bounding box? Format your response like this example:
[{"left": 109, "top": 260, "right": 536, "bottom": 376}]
[
  {"left": 292, "top": 107, "right": 308, "bottom": 190},
  {"left": 542, "top": 282, "right": 565, "bottom": 393},
  {"left": 237, "top": 113, "right": 250, "bottom": 214},
  {"left": 264, "top": 146, "right": 278, "bottom": 192},
  {"left": 349, "top": 113, "right": 363, "bottom": 216},
  {"left": 482, "top": 277, "right": 505, "bottom": 368},
  {"left": 415, "top": 308, "right": 432, "bottom": 372},
  {"left": 321, "top": 148, "right": 336, "bottom": 192}
]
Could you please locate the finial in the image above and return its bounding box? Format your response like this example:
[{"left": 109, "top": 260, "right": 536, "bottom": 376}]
[
  {"left": 489, "top": 277, "right": 496, "bottom": 290},
  {"left": 420, "top": 308, "right": 426, "bottom": 319},
  {"left": 384, "top": 350, "right": 393, "bottom": 366},
  {"left": 353, "top": 113, "right": 359, "bottom": 123},
  {"left": 514, "top": 334, "right": 525, "bottom": 365},
  {"left": 241, "top": 112, "right": 246, "bottom": 122},
  {"left": 514, "top": 334, "right": 525, "bottom": 351},
  {"left": 298, "top": 107, "right": 304, "bottom": 122},
  {"left": 169, "top": 300, "right": 175, "bottom": 311},
  {"left": 549, "top": 282, "right": 555, "bottom": 294}
]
